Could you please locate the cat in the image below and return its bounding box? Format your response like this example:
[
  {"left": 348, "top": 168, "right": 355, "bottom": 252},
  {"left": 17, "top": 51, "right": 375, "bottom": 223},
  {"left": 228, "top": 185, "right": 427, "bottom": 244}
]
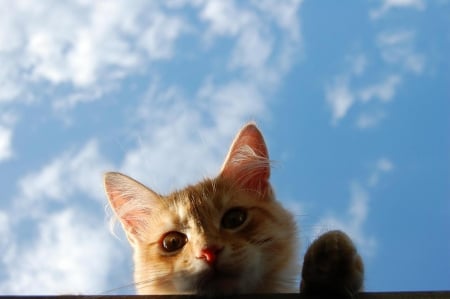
[{"left": 104, "top": 122, "right": 364, "bottom": 296}]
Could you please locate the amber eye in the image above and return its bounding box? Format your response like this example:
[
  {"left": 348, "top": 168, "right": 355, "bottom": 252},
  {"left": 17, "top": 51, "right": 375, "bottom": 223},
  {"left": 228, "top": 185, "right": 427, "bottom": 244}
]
[
  {"left": 161, "top": 231, "right": 187, "bottom": 252},
  {"left": 221, "top": 208, "right": 247, "bottom": 229}
]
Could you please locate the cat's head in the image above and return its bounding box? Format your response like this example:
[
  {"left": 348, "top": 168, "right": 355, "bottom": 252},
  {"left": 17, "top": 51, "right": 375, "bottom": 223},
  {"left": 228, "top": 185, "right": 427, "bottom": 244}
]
[{"left": 104, "top": 123, "right": 299, "bottom": 294}]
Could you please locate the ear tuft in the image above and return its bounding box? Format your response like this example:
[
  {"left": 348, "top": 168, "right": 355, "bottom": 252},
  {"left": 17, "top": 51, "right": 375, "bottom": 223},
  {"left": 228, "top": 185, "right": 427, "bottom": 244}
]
[{"left": 220, "top": 123, "right": 271, "bottom": 195}]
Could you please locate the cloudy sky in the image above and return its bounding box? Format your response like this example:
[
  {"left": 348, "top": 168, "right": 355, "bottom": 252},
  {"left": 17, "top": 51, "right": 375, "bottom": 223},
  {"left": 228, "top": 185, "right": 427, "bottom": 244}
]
[{"left": 0, "top": 0, "right": 449, "bottom": 295}]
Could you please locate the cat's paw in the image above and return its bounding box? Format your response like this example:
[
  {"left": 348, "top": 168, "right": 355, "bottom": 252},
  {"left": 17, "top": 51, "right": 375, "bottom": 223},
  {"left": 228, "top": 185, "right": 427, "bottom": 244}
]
[{"left": 300, "top": 230, "right": 364, "bottom": 298}]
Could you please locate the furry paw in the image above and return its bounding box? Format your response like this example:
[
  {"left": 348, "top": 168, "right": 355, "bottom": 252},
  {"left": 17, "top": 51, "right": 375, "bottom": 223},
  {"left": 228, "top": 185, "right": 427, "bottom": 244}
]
[{"left": 300, "top": 230, "right": 364, "bottom": 298}]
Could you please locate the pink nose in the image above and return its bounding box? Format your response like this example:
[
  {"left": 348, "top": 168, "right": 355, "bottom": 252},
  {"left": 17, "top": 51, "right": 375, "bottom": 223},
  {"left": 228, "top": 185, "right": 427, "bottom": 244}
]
[{"left": 198, "top": 246, "right": 223, "bottom": 265}]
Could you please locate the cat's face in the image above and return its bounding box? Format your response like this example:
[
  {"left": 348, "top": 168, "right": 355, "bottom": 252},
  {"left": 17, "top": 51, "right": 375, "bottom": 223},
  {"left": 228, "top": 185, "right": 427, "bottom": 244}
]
[
  {"left": 104, "top": 123, "right": 298, "bottom": 294},
  {"left": 128, "top": 178, "right": 296, "bottom": 294}
]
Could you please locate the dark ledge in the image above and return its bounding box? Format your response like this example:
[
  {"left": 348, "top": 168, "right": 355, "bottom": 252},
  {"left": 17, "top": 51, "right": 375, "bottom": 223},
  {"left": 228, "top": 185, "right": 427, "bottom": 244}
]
[{"left": 1, "top": 292, "right": 450, "bottom": 299}]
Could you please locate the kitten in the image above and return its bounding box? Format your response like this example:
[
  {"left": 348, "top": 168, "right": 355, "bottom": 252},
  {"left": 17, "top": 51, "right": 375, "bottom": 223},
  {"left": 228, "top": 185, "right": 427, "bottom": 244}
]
[{"left": 104, "top": 123, "right": 363, "bottom": 296}]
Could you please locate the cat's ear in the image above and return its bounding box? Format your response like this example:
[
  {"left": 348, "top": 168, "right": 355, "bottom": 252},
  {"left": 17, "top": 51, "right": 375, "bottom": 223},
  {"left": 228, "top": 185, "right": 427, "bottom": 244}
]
[
  {"left": 220, "top": 122, "right": 271, "bottom": 195},
  {"left": 104, "top": 172, "right": 161, "bottom": 242}
]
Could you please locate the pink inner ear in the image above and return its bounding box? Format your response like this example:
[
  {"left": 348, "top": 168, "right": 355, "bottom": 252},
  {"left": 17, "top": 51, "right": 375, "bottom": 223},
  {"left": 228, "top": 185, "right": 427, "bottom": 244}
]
[
  {"left": 104, "top": 172, "right": 158, "bottom": 238},
  {"left": 228, "top": 124, "right": 269, "bottom": 159},
  {"left": 105, "top": 183, "right": 139, "bottom": 234},
  {"left": 106, "top": 189, "right": 138, "bottom": 230},
  {"left": 220, "top": 123, "right": 270, "bottom": 194}
]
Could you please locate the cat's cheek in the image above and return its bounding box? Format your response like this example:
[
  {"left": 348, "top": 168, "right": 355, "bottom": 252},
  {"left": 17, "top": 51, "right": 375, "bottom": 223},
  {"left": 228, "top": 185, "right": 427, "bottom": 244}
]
[
  {"left": 172, "top": 270, "right": 198, "bottom": 294},
  {"left": 222, "top": 246, "right": 263, "bottom": 289}
]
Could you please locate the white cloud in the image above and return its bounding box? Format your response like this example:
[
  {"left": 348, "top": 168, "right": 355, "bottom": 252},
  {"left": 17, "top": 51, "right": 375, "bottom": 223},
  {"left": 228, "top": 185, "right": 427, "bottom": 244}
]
[
  {"left": 0, "top": 62, "right": 23, "bottom": 102},
  {"left": 0, "top": 1, "right": 188, "bottom": 106},
  {"left": 1, "top": 140, "right": 126, "bottom": 295},
  {"left": 200, "top": 1, "right": 252, "bottom": 37},
  {"left": 348, "top": 183, "right": 369, "bottom": 225},
  {"left": 326, "top": 77, "right": 355, "bottom": 125},
  {"left": 230, "top": 26, "right": 273, "bottom": 72},
  {"left": 117, "top": 1, "right": 302, "bottom": 193},
  {"left": 377, "top": 30, "right": 414, "bottom": 46},
  {"left": 199, "top": 0, "right": 302, "bottom": 85},
  {"left": 313, "top": 158, "right": 394, "bottom": 257},
  {"left": 368, "top": 157, "right": 394, "bottom": 186},
  {"left": 201, "top": 80, "right": 268, "bottom": 133},
  {"left": 0, "top": 1, "right": 305, "bottom": 295},
  {"left": 254, "top": 0, "right": 303, "bottom": 36},
  {"left": 325, "top": 2, "right": 427, "bottom": 127},
  {"left": 0, "top": 111, "right": 17, "bottom": 162},
  {"left": 350, "top": 54, "right": 368, "bottom": 76},
  {"left": 0, "top": 0, "right": 302, "bottom": 111},
  {"left": 356, "top": 111, "right": 386, "bottom": 129},
  {"left": 325, "top": 49, "right": 405, "bottom": 126},
  {"left": 0, "top": 211, "right": 11, "bottom": 253},
  {"left": 120, "top": 86, "right": 219, "bottom": 193},
  {"left": 0, "top": 125, "right": 13, "bottom": 162},
  {"left": 0, "top": 211, "right": 8, "bottom": 235},
  {"left": 370, "top": 0, "right": 426, "bottom": 19},
  {"left": 121, "top": 79, "right": 268, "bottom": 194},
  {"left": 0, "top": 209, "right": 120, "bottom": 295},
  {"left": 52, "top": 86, "right": 108, "bottom": 111},
  {"left": 359, "top": 75, "right": 402, "bottom": 103},
  {"left": 314, "top": 182, "right": 377, "bottom": 257},
  {"left": 377, "top": 157, "right": 394, "bottom": 172},
  {"left": 325, "top": 63, "right": 403, "bottom": 126},
  {"left": 138, "top": 12, "right": 188, "bottom": 60},
  {"left": 377, "top": 30, "right": 425, "bottom": 74},
  {"left": 18, "top": 140, "right": 112, "bottom": 207}
]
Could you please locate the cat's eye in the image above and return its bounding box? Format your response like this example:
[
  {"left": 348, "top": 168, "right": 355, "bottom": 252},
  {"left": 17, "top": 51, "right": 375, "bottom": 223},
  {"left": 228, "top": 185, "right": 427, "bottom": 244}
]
[
  {"left": 161, "top": 231, "right": 187, "bottom": 252},
  {"left": 221, "top": 208, "right": 247, "bottom": 229}
]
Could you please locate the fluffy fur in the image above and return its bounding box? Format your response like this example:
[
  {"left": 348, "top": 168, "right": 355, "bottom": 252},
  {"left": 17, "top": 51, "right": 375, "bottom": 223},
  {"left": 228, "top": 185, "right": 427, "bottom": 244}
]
[
  {"left": 104, "top": 123, "right": 363, "bottom": 296},
  {"left": 104, "top": 123, "right": 298, "bottom": 294}
]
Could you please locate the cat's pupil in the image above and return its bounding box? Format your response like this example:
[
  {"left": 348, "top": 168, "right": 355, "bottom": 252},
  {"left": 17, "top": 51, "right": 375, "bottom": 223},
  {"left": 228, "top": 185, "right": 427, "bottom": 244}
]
[
  {"left": 162, "top": 231, "right": 187, "bottom": 252},
  {"left": 221, "top": 208, "right": 247, "bottom": 229}
]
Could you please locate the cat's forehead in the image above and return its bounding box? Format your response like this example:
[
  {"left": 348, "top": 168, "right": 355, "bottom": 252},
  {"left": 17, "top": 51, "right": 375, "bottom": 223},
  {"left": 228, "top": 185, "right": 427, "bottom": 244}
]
[{"left": 167, "top": 178, "right": 234, "bottom": 221}]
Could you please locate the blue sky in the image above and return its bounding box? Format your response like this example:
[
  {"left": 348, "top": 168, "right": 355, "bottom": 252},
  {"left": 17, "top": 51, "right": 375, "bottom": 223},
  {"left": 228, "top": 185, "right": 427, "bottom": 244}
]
[{"left": 0, "top": 0, "right": 448, "bottom": 295}]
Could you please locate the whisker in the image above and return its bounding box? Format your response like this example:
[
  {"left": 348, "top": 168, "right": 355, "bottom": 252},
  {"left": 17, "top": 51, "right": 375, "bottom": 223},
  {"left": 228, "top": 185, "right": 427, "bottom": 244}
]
[
  {"left": 96, "top": 280, "right": 139, "bottom": 295},
  {"left": 248, "top": 237, "right": 273, "bottom": 246}
]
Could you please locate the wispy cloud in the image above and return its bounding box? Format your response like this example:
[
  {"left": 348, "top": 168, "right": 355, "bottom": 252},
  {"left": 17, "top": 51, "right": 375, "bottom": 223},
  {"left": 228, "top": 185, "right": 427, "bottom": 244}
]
[
  {"left": 200, "top": 0, "right": 302, "bottom": 85},
  {"left": 0, "top": 211, "right": 11, "bottom": 256},
  {"left": 313, "top": 157, "right": 394, "bottom": 258},
  {"left": 325, "top": 71, "right": 402, "bottom": 126},
  {"left": 115, "top": 0, "right": 303, "bottom": 193},
  {"left": 349, "top": 54, "right": 368, "bottom": 76},
  {"left": 314, "top": 182, "right": 377, "bottom": 257},
  {"left": 325, "top": 0, "right": 428, "bottom": 128},
  {"left": 377, "top": 30, "right": 425, "bottom": 74},
  {"left": 326, "top": 77, "right": 355, "bottom": 125},
  {"left": 0, "top": 209, "right": 120, "bottom": 295},
  {"left": 370, "top": 0, "right": 426, "bottom": 19},
  {"left": 0, "top": 1, "right": 189, "bottom": 107},
  {"left": 17, "top": 140, "right": 112, "bottom": 207},
  {"left": 0, "top": 1, "right": 304, "bottom": 294},
  {"left": 0, "top": 0, "right": 302, "bottom": 109},
  {"left": 325, "top": 24, "right": 426, "bottom": 127},
  {"left": 359, "top": 75, "right": 402, "bottom": 103},
  {"left": 120, "top": 74, "right": 271, "bottom": 194},
  {"left": 356, "top": 111, "right": 386, "bottom": 129},
  {"left": 0, "top": 0, "right": 171, "bottom": 156},
  {"left": 1, "top": 0, "right": 303, "bottom": 160},
  {"left": 368, "top": 157, "right": 395, "bottom": 187},
  {"left": 1, "top": 139, "right": 119, "bottom": 295},
  {"left": 0, "top": 112, "right": 16, "bottom": 162},
  {"left": 0, "top": 125, "right": 13, "bottom": 161}
]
